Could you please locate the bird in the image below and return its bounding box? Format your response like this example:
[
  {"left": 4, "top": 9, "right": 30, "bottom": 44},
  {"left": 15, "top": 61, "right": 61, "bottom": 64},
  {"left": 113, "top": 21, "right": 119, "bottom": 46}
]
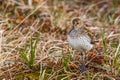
[
  {"left": 67, "top": 17, "right": 94, "bottom": 53},
  {"left": 67, "top": 17, "right": 94, "bottom": 72}
]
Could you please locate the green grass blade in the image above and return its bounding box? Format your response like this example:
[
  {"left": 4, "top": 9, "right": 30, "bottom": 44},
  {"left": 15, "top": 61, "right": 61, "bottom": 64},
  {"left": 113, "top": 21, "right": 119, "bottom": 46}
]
[
  {"left": 19, "top": 49, "right": 29, "bottom": 63},
  {"left": 101, "top": 28, "right": 107, "bottom": 55},
  {"left": 62, "top": 50, "right": 69, "bottom": 70},
  {"left": 114, "top": 42, "right": 120, "bottom": 65},
  {"left": 29, "top": 36, "right": 38, "bottom": 66},
  {"left": 29, "top": 37, "right": 34, "bottom": 66}
]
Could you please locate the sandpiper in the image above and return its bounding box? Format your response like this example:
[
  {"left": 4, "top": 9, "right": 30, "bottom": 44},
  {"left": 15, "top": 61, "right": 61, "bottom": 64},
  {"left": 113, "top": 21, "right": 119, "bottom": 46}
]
[
  {"left": 67, "top": 17, "right": 94, "bottom": 72},
  {"left": 67, "top": 17, "right": 93, "bottom": 53}
]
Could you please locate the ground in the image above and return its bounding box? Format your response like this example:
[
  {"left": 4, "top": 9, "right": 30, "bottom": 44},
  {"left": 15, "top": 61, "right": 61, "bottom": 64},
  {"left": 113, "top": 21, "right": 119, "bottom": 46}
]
[{"left": 0, "top": 0, "right": 120, "bottom": 79}]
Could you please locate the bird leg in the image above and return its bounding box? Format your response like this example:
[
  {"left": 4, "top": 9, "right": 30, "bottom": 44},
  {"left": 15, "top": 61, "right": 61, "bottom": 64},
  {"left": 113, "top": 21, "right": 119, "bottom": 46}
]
[
  {"left": 79, "top": 51, "right": 86, "bottom": 73},
  {"left": 82, "top": 51, "right": 86, "bottom": 62}
]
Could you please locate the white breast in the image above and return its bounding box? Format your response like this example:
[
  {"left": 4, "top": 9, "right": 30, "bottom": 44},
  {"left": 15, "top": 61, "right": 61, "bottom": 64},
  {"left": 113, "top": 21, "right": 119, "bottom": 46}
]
[{"left": 67, "top": 35, "right": 93, "bottom": 52}]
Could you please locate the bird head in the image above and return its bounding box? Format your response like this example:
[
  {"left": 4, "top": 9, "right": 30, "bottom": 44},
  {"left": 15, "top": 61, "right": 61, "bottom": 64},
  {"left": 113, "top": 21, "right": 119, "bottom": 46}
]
[{"left": 71, "top": 17, "right": 83, "bottom": 30}]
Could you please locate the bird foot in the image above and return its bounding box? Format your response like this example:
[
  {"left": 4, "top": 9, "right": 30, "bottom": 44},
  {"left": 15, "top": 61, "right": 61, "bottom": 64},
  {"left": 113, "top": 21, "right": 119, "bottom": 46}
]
[{"left": 79, "top": 63, "right": 86, "bottom": 73}]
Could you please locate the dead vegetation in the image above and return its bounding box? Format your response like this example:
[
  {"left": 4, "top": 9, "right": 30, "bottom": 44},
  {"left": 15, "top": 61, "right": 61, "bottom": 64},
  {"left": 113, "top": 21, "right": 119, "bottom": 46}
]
[{"left": 0, "top": 0, "right": 120, "bottom": 79}]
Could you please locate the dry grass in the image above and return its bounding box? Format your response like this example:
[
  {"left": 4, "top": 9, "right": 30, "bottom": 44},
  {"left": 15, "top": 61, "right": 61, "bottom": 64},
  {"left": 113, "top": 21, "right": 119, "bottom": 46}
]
[{"left": 0, "top": 0, "right": 120, "bottom": 79}]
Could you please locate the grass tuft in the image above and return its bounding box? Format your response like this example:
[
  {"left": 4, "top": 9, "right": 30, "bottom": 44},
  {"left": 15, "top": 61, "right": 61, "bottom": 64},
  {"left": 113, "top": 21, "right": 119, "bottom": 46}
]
[{"left": 19, "top": 35, "right": 38, "bottom": 68}]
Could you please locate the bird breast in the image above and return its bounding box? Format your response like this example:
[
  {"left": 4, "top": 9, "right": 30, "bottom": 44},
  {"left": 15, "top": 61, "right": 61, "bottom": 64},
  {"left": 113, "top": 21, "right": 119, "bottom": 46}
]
[{"left": 67, "top": 34, "right": 93, "bottom": 52}]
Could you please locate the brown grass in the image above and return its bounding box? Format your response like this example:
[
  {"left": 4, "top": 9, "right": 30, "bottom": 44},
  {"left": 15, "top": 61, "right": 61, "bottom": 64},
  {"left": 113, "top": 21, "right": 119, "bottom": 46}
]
[{"left": 0, "top": 0, "right": 120, "bottom": 79}]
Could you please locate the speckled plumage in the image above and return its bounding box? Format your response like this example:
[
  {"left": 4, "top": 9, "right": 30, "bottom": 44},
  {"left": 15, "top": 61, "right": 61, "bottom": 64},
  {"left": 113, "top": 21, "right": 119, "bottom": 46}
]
[{"left": 67, "top": 18, "right": 93, "bottom": 52}]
